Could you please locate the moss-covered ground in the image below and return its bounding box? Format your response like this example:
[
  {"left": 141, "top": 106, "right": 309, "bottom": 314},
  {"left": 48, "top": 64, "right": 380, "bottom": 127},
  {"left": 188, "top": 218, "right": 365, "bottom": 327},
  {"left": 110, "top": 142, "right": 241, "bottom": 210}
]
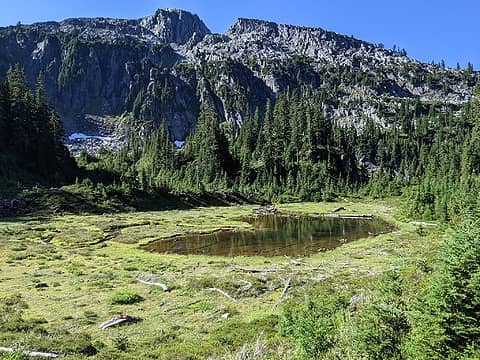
[{"left": 0, "top": 199, "right": 444, "bottom": 359}]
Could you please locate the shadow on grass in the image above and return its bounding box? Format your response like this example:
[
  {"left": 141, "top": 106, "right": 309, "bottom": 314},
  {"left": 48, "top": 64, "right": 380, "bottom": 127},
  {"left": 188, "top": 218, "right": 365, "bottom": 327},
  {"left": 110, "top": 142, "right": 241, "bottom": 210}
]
[
  {"left": 0, "top": 163, "right": 266, "bottom": 219},
  {"left": 133, "top": 191, "right": 265, "bottom": 212},
  {"left": 0, "top": 187, "right": 266, "bottom": 221}
]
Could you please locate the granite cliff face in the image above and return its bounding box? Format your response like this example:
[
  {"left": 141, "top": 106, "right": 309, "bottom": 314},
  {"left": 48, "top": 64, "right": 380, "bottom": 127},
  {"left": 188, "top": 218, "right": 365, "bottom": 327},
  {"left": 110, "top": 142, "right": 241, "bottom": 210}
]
[
  {"left": 140, "top": 9, "right": 210, "bottom": 45},
  {"left": 0, "top": 8, "right": 477, "bottom": 148}
]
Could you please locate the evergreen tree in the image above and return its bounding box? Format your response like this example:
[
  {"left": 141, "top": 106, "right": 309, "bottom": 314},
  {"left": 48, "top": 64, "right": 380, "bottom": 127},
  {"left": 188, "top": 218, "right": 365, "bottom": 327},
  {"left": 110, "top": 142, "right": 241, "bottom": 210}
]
[
  {"left": 0, "top": 65, "right": 74, "bottom": 183},
  {"left": 408, "top": 221, "right": 480, "bottom": 359},
  {"left": 186, "top": 103, "right": 230, "bottom": 187}
]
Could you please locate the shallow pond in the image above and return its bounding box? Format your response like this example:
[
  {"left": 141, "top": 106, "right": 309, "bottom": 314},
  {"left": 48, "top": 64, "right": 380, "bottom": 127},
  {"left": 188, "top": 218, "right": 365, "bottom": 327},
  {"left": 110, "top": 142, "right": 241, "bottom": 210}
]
[{"left": 143, "top": 215, "right": 394, "bottom": 257}]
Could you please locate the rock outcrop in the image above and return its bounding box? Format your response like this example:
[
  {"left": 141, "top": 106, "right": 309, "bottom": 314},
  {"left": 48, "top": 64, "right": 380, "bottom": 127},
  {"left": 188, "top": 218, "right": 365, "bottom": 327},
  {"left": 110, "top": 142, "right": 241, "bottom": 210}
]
[{"left": 140, "top": 8, "right": 210, "bottom": 45}]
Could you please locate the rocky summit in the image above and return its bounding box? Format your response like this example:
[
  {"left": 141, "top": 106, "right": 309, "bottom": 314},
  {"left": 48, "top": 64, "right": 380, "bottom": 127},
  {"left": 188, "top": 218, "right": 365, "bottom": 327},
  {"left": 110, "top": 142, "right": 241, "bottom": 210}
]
[{"left": 0, "top": 8, "right": 477, "bottom": 148}]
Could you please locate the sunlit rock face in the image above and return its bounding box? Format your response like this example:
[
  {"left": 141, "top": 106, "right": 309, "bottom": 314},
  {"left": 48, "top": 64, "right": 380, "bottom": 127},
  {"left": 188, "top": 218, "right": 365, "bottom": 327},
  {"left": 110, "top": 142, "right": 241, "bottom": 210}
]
[{"left": 139, "top": 8, "right": 210, "bottom": 45}]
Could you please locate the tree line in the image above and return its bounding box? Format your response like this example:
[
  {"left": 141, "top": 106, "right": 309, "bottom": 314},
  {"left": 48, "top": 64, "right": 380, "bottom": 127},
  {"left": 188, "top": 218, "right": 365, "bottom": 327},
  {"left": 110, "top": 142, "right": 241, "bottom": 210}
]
[
  {"left": 3, "top": 64, "right": 480, "bottom": 224},
  {"left": 82, "top": 83, "right": 480, "bottom": 222}
]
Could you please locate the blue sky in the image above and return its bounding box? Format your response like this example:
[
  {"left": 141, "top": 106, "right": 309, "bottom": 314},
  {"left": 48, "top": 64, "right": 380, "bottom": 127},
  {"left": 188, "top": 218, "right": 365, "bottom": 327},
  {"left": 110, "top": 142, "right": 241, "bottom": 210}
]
[{"left": 0, "top": 0, "right": 478, "bottom": 68}]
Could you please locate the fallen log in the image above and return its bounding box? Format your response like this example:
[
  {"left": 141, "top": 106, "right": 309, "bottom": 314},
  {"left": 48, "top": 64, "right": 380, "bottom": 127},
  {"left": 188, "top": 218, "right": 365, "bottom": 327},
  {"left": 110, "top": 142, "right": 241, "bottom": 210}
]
[
  {"left": 99, "top": 315, "right": 141, "bottom": 330},
  {"left": 136, "top": 278, "right": 170, "bottom": 292},
  {"left": 236, "top": 267, "right": 281, "bottom": 273},
  {"left": 253, "top": 206, "right": 278, "bottom": 216},
  {"left": 274, "top": 277, "right": 292, "bottom": 308},
  {"left": 207, "top": 288, "right": 238, "bottom": 303},
  {"left": 409, "top": 221, "right": 438, "bottom": 227},
  {"left": 0, "top": 347, "right": 61, "bottom": 358},
  {"left": 289, "top": 260, "right": 312, "bottom": 267},
  {"left": 332, "top": 207, "right": 347, "bottom": 213}
]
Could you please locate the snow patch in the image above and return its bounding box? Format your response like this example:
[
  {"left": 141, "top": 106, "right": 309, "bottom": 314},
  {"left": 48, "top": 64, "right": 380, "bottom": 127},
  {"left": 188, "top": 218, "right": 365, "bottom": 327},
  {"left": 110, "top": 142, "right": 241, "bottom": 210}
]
[{"left": 68, "top": 133, "right": 112, "bottom": 141}]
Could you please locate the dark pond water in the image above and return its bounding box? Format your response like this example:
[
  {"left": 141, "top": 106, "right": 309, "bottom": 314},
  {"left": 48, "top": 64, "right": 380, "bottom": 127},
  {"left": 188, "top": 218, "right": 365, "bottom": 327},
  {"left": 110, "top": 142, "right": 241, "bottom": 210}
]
[{"left": 143, "top": 215, "right": 394, "bottom": 257}]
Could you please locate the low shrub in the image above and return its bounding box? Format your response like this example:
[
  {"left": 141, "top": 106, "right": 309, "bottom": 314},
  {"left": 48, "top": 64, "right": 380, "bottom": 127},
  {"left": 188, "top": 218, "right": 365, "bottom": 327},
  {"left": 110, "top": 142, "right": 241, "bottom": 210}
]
[
  {"left": 280, "top": 293, "right": 349, "bottom": 359},
  {"left": 111, "top": 290, "right": 143, "bottom": 305}
]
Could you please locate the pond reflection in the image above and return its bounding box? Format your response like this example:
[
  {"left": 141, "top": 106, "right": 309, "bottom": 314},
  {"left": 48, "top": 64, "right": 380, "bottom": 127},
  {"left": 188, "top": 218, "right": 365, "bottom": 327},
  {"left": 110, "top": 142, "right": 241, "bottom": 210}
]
[{"left": 143, "top": 215, "right": 394, "bottom": 257}]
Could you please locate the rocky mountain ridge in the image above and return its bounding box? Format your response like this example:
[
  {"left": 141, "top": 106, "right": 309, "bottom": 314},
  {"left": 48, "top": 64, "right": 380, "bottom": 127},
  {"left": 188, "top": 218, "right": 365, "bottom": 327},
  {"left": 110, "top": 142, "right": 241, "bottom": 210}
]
[
  {"left": 16, "top": 9, "right": 209, "bottom": 45},
  {"left": 0, "top": 8, "right": 476, "bottom": 149}
]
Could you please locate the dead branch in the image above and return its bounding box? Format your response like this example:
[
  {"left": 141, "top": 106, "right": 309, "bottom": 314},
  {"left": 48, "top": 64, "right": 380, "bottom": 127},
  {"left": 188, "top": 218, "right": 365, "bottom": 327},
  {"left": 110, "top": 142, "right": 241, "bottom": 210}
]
[
  {"left": 164, "top": 299, "right": 202, "bottom": 314},
  {"left": 274, "top": 277, "right": 292, "bottom": 308},
  {"left": 207, "top": 288, "right": 238, "bottom": 303},
  {"left": 136, "top": 278, "right": 170, "bottom": 292}
]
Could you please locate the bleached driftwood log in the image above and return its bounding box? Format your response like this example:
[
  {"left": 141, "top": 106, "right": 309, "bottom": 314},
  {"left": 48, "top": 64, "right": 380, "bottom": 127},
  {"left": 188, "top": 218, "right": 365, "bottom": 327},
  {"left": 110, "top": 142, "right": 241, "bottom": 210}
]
[
  {"left": 99, "top": 315, "right": 141, "bottom": 330},
  {"left": 0, "top": 347, "right": 61, "bottom": 358}
]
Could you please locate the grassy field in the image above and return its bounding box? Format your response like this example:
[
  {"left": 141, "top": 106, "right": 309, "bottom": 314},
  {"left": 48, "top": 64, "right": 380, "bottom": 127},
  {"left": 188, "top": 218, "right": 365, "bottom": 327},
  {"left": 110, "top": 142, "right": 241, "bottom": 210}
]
[{"left": 0, "top": 199, "right": 444, "bottom": 359}]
